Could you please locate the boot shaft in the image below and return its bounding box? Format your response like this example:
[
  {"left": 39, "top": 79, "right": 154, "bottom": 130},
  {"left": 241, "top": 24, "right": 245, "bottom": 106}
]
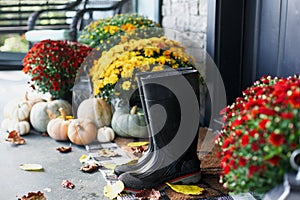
[{"left": 139, "top": 69, "right": 200, "bottom": 158}]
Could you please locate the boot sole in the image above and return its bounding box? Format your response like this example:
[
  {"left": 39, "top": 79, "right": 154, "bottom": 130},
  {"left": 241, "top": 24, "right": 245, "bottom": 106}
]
[{"left": 123, "top": 170, "right": 201, "bottom": 193}]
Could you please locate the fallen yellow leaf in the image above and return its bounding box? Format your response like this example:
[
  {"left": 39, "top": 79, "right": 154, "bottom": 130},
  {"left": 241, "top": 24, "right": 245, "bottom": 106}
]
[
  {"left": 104, "top": 180, "right": 124, "bottom": 199},
  {"left": 19, "top": 164, "right": 43, "bottom": 171},
  {"left": 103, "top": 163, "right": 117, "bottom": 170},
  {"left": 127, "top": 141, "right": 149, "bottom": 147},
  {"left": 79, "top": 154, "right": 91, "bottom": 163},
  {"left": 166, "top": 182, "right": 205, "bottom": 195}
]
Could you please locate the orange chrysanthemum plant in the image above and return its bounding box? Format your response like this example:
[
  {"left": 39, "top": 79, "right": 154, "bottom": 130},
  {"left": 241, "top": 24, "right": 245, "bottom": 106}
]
[
  {"left": 79, "top": 13, "right": 161, "bottom": 49},
  {"left": 22, "top": 39, "right": 92, "bottom": 99},
  {"left": 216, "top": 75, "right": 300, "bottom": 194}
]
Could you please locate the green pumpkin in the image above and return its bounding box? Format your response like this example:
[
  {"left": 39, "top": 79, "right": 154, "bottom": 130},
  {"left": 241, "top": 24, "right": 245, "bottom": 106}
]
[
  {"left": 30, "top": 99, "right": 72, "bottom": 132},
  {"left": 111, "top": 105, "right": 148, "bottom": 138}
]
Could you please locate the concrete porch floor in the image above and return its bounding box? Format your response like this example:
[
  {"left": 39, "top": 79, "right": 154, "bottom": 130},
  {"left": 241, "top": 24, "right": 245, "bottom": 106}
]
[{"left": 0, "top": 71, "right": 108, "bottom": 199}]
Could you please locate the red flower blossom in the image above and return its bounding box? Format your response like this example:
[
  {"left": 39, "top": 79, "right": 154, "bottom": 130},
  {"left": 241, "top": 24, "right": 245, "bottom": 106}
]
[
  {"left": 269, "top": 132, "right": 285, "bottom": 147},
  {"left": 268, "top": 155, "right": 281, "bottom": 166},
  {"left": 251, "top": 143, "right": 259, "bottom": 152},
  {"left": 248, "top": 165, "right": 259, "bottom": 178},
  {"left": 241, "top": 135, "right": 249, "bottom": 146},
  {"left": 289, "top": 92, "right": 300, "bottom": 108},
  {"left": 239, "top": 157, "right": 247, "bottom": 166},
  {"left": 223, "top": 165, "right": 231, "bottom": 175},
  {"left": 258, "top": 119, "right": 270, "bottom": 130}
]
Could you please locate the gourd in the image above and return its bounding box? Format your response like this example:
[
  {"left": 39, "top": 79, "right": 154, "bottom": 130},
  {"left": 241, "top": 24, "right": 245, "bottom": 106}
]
[
  {"left": 30, "top": 99, "right": 72, "bottom": 132},
  {"left": 97, "top": 126, "right": 115, "bottom": 143},
  {"left": 111, "top": 103, "right": 148, "bottom": 138},
  {"left": 77, "top": 97, "right": 112, "bottom": 128},
  {"left": 47, "top": 108, "right": 73, "bottom": 141},
  {"left": 3, "top": 92, "right": 45, "bottom": 120},
  {"left": 67, "top": 118, "right": 97, "bottom": 145},
  {"left": 1, "top": 118, "right": 30, "bottom": 135}
]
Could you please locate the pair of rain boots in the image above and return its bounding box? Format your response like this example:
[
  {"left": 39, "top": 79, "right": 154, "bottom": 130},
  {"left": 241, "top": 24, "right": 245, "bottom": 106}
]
[{"left": 115, "top": 68, "right": 201, "bottom": 192}]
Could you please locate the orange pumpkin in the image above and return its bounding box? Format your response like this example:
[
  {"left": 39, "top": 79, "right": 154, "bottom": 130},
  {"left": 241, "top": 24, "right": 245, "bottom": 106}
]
[
  {"left": 67, "top": 118, "right": 97, "bottom": 145},
  {"left": 47, "top": 108, "right": 73, "bottom": 141}
]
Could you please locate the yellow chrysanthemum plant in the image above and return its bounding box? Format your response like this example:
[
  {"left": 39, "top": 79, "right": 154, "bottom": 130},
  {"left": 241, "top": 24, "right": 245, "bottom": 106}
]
[
  {"left": 79, "top": 13, "right": 161, "bottom": 48},
  {"left": 90, "top": 36, "right": 201, "bottom": 103}
]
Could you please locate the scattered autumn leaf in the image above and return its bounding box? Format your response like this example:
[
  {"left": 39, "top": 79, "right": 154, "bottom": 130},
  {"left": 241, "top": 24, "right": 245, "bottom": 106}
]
[
  {"left": 5, "top": 130, "right": 25, "bottom": 145},
  {"left": 18, "top": 191, "right": 46, "bottom": 200},
  {"left": 41, "top": 132, "right": 48, "bottom": 137},
  {"left": 19, "top": 164, "right": 43, "bottom": 171},
  {"left": 166, "top": 182, "right": 205, "bottom": 195},
  {"left": 127, "top": 141, "right": 149, "bottom": 147},
  {"left": 104, "top": 180, "right": 124, "bottom": 199},
  {"left": 135, "top": 189, "right": 161, "bottom": 200},
  {"left": 56, "top": 146, "right": 72, "bottom": 153},
  {"left": 102, "top": 163, "right": 117, "bottom": 170},
  {"left": 79, "top": 154, "right": 91, "bottom": 163},
  {"left": 80, "top": 163, "right": 100, "bottom": 173},
  {"left": 98, "top": 149, "right": 119, "bottom": 157},
  {"left": 61, "top": 180, "right": 75, "bottom": 189},
  {"left": 131, "top": 146, "right": 148, "bottom": 157}
]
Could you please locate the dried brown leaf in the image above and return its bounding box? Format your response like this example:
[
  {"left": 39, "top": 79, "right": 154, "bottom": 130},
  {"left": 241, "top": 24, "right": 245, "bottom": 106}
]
[
  {"left": 80, "top": 163, "right": 100, "bottom": 173},
  {"left": 56, "top": 146, "right": 72, "bottom": 153},
  {"left": 61, "top": 180, "right": 75, "bottom": 189},
  {"left": 18, "top": 191, "right": 46, "bottom": 200},
  {"left": 135, "top": 189, "right": 161, "bottom": 200},
  {"left": 5, "top": 130, "right": 25, "bottom": 145},
  {"left": 98, "top": 149, "right": 119, "bottom": 157}
]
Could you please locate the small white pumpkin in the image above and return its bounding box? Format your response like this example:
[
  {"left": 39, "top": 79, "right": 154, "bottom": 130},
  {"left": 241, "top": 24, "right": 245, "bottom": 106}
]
[
  {"left": 97, "top": 126, "right": 115, "bottom": 143},
  {"left": 1, "top": 118, "right": 30, "bottom": 135},
  {"left": 13, "top": 121, "right": 31, "bottom": 136},
  {"left": 47, "top": 108, "right": 73, "bottom": 141},
  {"left": 3, "top": 100, "right": 31, "bottom": 121},
  {"left": 67, "top": 118, "right": 97, "bottom": 145}
]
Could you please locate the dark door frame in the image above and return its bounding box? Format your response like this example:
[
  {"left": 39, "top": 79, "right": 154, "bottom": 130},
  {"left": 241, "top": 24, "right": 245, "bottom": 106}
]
[{"left": 207, "top": 0, "right": 246, "bottom": 105}]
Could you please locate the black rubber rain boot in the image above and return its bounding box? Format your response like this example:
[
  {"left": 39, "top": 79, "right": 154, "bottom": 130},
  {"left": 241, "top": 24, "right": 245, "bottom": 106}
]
[
  {"left": 114, "top": 67, "right": 193, "bottom": 176},
  {"left": 118, "top": 69, "right": 201, "bottom": 192}
]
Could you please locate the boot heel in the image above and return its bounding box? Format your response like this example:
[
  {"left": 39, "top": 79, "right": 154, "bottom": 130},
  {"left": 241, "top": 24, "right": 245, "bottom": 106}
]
[{"left": 169, "top": 171, "right": 201, "bottom": 185}]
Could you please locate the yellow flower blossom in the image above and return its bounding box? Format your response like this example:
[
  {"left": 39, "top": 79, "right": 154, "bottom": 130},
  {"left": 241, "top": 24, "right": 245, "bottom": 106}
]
[
  {"left": 157, "top": 56, "right": 167, "bottom": 65},
  {"left": 121, "top": 69, "right": 133, "bottom": 78},
  {"left": 152, "top": 66, "right": 164, "bottom": 72},
  {"left": 104, "top": 25, "right": 120, "bottom": 35},
  {"left": 108, "top": 73, "right": 119, "bottom": 84},
  {"left": 122, "top": 81, "right": 131, "bottom": 90},
  {"left": 144, "top": 47, "right": 154, "bottom": 57},
  {"left": 121, "top": 23, "right": 136, "bottom": 33}
]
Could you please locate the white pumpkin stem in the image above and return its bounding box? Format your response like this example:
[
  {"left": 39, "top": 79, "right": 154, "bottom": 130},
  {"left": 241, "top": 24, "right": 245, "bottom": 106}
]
[
  {"left": 25, "top": 91, "right": 29, "bottom": 101},
  {"left": 130, "top": 105, "right": 138, "bottom": 115},
  {"left": 59, "top": 108, "right": 66, "bottom": 121},
  {"left": 46, "top": 109, "right": 56, "bottom": 120}
]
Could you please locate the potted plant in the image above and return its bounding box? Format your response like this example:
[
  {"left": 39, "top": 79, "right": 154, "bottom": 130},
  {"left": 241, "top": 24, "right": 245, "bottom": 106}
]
[
  {"left": 89, "top": 36, "right": 200, "bottom": 102},
  {"left": 79, "top": 13, "right": 161, "bottom": 48},
  {"left": 22, "top": 39, "right": 92, "bottom": 101},
  {"left": 216, "top": 75, "right": 300, "bottom": 194}
]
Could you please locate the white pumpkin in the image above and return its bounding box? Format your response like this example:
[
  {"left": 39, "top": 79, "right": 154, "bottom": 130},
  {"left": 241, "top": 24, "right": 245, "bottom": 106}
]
[
  {"left": 1, "top": 118, "right": 30, "bottom": 135},
  {"left": 3, "top": 100, "right": 31, "bottom": 121},
  {"left": 67, "top": 118, "right": 97, "bottom": 145},
  {"left": 97, "top": 126, "right": 115, "bottom": 143},
  {"left": 77, "top": 98, "right": 112, "bottom": 128},
  {"left": 47, "top": 108, "right": 72, "bottom": 141},
  {"left": 13, "top": 121, "right": 31, "bottom": 136},
  {"left": 30, "top": 99, "right": 72, "bottom": 132}
]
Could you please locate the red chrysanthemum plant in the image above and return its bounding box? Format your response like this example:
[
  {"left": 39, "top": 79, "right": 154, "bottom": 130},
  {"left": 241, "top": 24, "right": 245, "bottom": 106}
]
[
  {"left": 22, "top": 39, "right": 92, "bottom": 100},
  {"left": 215, "top": 75, "right": 300, "bottom": 194}
]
